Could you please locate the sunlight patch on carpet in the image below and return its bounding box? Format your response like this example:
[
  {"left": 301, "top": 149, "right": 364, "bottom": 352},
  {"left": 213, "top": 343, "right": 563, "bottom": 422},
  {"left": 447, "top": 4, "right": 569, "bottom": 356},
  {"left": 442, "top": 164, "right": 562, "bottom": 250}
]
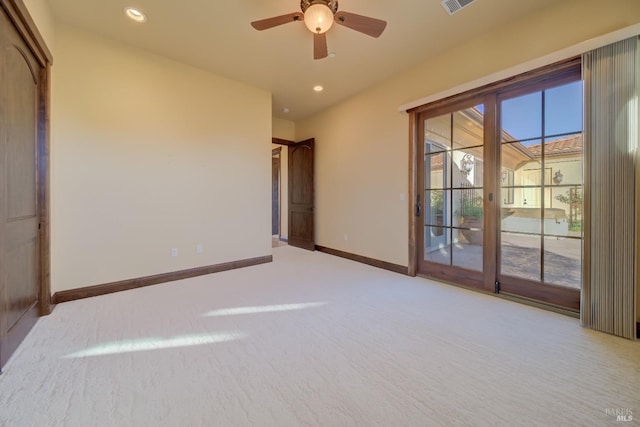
[
  {"left": 63, "top": 332, "right": 246, "bottom": 358},
  {"left": 202, "top": 302, "right": 327, "bottom": 317}
]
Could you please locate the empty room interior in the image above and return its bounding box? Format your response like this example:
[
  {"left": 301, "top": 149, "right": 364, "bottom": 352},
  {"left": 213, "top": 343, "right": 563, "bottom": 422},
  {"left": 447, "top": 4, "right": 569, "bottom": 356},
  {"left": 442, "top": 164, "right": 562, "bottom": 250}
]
[{"left": 1, "top": 0, "right": 640, "bottom": 425}]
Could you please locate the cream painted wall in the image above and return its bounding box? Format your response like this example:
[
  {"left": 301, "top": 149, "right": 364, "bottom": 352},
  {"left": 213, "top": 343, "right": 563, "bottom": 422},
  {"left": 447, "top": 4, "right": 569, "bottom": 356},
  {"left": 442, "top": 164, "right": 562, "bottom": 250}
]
[
  {"left": 22, "top": 0, "right": 55, "bottom": 53},
  {"left": 273, "top": 117, "right": 295, "bottom": 140},
  {"left": 272, "top": 118, "right": 295, "bottom": 240},
  {"left": 297, "top": 97, "right": 408, "bottom": 265},
  {"left": 296, "top": 0, "right": 640, "bottom": 269},
  {"left": 50, "top": 23, "right": 272, "bottom": 292}
]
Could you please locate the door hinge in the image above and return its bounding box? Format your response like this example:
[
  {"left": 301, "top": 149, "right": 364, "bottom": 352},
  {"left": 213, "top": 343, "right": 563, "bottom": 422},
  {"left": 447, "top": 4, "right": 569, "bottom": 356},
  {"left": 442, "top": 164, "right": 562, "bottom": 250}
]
[{"left": 494, "top": 280, "right": 500, "bottom": 294}]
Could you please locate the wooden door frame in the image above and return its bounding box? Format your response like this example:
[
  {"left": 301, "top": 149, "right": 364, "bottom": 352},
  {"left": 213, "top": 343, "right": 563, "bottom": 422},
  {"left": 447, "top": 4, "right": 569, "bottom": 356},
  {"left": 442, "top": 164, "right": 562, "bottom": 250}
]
[
  {"left": 271, "top": 148, "right": 281, "bottom": 237},
  {"left": 272, "top": 139, "right": 293, "bottom": 243},
  {"left": 1, "top": 0, "right": 53, "bottom": 316},
  {"left": 408, "top": 113, "right": 418, "bottom": 276},
  {"left": 412, "top": 95, "right": 495, "bottom": 292},
  {"left": 272, "top": 137, "right": 316, "bottom": 250}
]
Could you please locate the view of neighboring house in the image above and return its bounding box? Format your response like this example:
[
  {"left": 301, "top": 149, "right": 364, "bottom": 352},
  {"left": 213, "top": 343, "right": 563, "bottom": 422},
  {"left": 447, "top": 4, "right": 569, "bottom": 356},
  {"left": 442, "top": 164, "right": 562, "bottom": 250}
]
[
  {"left": 424, "top": 104, "right": 583, "bottom": 289},
  {"left": 502, "top": 133, "right": 583, "bottom": 233}
]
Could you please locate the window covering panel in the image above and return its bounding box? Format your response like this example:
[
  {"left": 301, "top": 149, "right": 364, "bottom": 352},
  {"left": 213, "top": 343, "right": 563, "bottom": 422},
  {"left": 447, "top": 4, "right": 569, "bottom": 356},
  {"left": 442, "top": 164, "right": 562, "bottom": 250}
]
[{"left": 582, "top": 36, "right": 639, "bottom": 339}]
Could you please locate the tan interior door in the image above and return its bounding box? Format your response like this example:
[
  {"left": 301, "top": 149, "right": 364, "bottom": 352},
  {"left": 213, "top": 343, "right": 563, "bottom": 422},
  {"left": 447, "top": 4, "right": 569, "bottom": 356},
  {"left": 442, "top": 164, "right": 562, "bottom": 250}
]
[
  {"left": 288, "top": 139, "right": 315, "bottom": 250},
  {"left": 0, "top": 8, "right": 41, "bottom": 369}
]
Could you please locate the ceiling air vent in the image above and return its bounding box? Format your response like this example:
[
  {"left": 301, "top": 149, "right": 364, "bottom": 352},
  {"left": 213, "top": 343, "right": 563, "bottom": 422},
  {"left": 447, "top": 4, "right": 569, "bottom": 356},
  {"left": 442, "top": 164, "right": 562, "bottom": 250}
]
[{"left": 441, "top": 0, "right": 477, "bottom": 15}]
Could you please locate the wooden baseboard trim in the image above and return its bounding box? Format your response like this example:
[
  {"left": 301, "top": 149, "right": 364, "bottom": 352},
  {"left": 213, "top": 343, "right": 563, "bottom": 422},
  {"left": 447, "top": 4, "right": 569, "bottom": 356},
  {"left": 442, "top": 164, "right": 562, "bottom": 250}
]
[
  {"left": 51, "top": 255, "right": 272, "bottom": 304},
  {"left": 315, "top": 245, "right": 408, "bottom": 275}
]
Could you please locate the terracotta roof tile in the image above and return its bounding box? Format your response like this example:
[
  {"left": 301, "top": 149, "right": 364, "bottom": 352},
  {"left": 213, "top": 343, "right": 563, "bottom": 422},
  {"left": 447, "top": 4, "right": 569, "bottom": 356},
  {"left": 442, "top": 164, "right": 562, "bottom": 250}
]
[
  {"left": 527, "top": 134, "right": 582, "bottom": 157},
  {"left": 426, "top": 134, "right": 582, "bottom": 172}
]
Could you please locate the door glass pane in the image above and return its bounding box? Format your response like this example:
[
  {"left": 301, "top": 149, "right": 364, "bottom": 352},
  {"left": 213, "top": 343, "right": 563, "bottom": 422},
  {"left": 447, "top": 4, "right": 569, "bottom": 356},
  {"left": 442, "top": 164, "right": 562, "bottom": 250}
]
[
  {"left": 424, "top": 227, "right": 450, "bottom": 265},
  {"left": 425, "top": 152, "right": 449, "bottom": 190},
  {"left": 499, "top": 78, "right": 583, "bottom": 289},
  {"left": 545, "top": 135, "right": 583, "bottom": 186},
  {"left": 453, "top": 188, "right": 483, "bottom": 224},
  {"left": 522, "top": 185, "right": 544, "bottom": 211},
  {"left": 453, "top": 187, "right": 483, "bottom": 271},
  {"left": 453, "top": 105, "right": 484, "bottom": 149},
  {"left": 501, "top": 204, "right": 542, "bottom": 234},
  {"left": 452, "top": 234, "right": 482, "bottom": 271},
  {"left": 425, "top": 114, "right": 451, "bottom": 153},
  {"left": 549, "top": 186, "right": 582, "bottom": 235},
  {"left": 543, "top": 237, "right": 581, "bottom": 289},
  {"left": 544, "top": 81, "right": 583, "bottom": 137},
  {"left": 423, "top": 104, "right": 483, "bottom": 272},
  {"left": 500, "top": 168, "right": 515, "bottom": 204},
  {"left": 545, "top": 131, "right": 583, "bottom": 288},
  {"left": 426, "top": 190, "right": 451, "bottom": 228},
  {"left": 501, "top": 139, "right": 540, "bottom": 166},
  {"left": 501, "top": 232, "right": 541, "bottom": 282},
  {"left": 501, "top": 92, "right": 542, "bottom": 142},
  {"left": 454, "top": 150, "right": 483, "bottom": 188}
]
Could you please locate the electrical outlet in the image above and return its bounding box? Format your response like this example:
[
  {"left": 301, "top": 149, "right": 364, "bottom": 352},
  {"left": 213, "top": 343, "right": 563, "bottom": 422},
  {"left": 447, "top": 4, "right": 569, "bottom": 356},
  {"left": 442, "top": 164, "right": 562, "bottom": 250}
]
[
  {"left": 196, "top": 244, "right": 203, "bottom": 253},
  {"left": 171, "top": 248, "right": 178, "bottom": 257},
  {"left": 343, "top": 234, "right": 348, "bottom": 241}
]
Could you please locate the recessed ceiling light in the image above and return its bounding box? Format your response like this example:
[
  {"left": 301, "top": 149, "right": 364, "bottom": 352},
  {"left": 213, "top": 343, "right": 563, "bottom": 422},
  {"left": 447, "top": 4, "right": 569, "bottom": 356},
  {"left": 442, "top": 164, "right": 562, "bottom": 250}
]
[
  {"left": 313, "top": 85, "right": 324, "bottom": 92},
  {"left": 282, "top": 108, "right": 290, "bottom": 114},
  {"left": 328, "top": 52, "right": 336, "bottom": 58},
  {"left": 125, "top": 7, "right": 147, "bottom": 23}
]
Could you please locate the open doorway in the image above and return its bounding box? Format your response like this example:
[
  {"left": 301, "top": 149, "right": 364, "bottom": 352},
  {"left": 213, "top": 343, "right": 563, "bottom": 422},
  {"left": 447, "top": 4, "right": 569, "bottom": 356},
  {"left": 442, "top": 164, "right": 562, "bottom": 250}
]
[
  {"left": 272, "top": 148, "right": 280, "bottom": 236},
  {"left": 272, "top": 147, "right": 287, "bottom": 247},
  {"left": 272, "top": 137, "right": 315, "bottom": 250}
]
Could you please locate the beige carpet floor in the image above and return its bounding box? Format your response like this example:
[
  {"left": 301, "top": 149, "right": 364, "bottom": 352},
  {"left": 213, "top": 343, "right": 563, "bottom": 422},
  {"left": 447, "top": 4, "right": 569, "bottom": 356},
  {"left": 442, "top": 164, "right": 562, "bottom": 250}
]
[{"left": 0, "top": 246, "right": 638, "bottom": 426}]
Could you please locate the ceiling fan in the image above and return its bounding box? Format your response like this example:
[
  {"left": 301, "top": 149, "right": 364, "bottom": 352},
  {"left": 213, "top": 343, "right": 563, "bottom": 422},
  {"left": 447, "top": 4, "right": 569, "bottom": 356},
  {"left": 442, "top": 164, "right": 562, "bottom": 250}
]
[{"left": 251, "top": 0, "right": 387, "bottom": 60}]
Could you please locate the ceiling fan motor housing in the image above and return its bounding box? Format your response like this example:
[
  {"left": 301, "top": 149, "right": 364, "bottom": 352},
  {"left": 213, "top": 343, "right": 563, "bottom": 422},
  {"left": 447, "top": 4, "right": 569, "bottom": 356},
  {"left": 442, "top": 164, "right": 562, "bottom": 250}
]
[
  {"left": 251, "top": 1, "right": 386, "bottom": 59},
  {"left": 300, "top": 0, "right": 339, "bottom": 14}
]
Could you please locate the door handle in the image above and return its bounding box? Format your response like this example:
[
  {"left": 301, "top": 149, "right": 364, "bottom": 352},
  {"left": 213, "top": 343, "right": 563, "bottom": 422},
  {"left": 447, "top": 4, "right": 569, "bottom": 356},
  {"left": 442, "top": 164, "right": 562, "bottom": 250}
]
[{"left": 415, "top": 194, "right": 421, "bottom": 217}]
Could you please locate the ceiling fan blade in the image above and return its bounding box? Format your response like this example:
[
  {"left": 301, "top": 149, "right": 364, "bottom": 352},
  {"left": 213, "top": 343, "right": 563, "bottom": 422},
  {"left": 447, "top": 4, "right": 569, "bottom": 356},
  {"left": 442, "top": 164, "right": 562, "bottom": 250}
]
[
  {"left": 251, "top": 12, "right": 304, "bottom": 31},
  {"left": 334, "top": 11, "right": 387, "bottom": 38},
  {"left": 313, "top": 32, "right": 328, "bottom": 60}
]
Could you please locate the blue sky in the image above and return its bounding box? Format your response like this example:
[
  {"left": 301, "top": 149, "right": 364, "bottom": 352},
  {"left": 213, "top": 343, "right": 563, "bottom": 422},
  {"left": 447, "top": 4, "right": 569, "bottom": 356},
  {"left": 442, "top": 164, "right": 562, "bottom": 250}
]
[{"left": 501, "top": 80, "right": 583, "bottom": 144}]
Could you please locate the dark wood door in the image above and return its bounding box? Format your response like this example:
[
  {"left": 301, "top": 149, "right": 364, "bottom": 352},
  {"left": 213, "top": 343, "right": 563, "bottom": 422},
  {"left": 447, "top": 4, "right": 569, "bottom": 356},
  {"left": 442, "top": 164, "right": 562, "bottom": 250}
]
[
  {"left": 272, "top": 156, "right": 280, "bottom": 235},
  {"left": 0, "top": 7, "right": 41, "bottom": 369},
  {"left": 288, "top": 139, "right": 315, "bottom": 250}
]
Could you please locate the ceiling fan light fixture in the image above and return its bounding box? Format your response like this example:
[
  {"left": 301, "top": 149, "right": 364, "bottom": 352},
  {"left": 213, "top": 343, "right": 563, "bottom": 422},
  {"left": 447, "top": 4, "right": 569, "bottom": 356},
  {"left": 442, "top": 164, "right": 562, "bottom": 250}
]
[
  {"left": 251, "top": 1, "right": 385, "bottom": 59},
  {"left": 304, "top": 3, "right": 334, "bottom": 34},
  {"left": 124, "top": 7, "right": 147, "bottom": 23}
]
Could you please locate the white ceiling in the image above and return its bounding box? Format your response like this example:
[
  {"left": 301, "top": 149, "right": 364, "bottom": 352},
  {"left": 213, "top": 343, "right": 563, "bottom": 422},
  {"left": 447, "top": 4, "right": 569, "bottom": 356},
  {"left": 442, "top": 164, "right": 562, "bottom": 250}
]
[{"left": 47, "top": 0, "right": 558, "bottom": 121}]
